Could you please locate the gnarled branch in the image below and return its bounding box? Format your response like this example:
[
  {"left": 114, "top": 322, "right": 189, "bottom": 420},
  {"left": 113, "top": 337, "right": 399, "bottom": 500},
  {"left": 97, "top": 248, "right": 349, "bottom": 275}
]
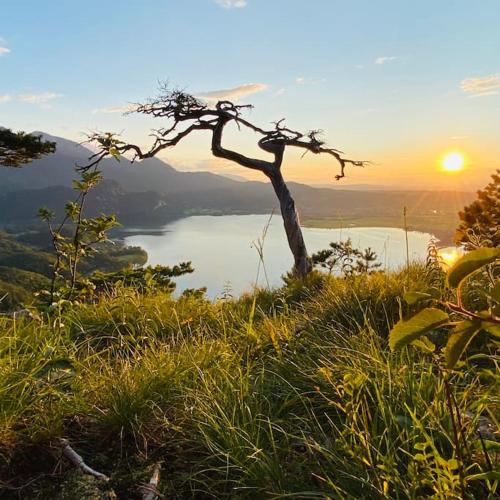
[
  {"left": 83, "top": 87, "right": 366, "bottom": 180},
  {"left": 84, "top": 86, "right": 367, "bottom": 278}
]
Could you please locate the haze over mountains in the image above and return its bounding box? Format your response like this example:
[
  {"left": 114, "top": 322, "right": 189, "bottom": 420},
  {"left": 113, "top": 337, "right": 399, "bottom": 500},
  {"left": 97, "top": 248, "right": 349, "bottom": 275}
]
[{"left": 0, "top": 132, "right": 474, "bottom": 232}]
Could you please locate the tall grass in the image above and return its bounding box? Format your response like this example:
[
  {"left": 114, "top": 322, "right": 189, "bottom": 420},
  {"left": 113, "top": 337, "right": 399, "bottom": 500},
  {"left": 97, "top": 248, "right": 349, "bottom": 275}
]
[{"left": 0, "top": 265, "right": 497, "bottom": 498}]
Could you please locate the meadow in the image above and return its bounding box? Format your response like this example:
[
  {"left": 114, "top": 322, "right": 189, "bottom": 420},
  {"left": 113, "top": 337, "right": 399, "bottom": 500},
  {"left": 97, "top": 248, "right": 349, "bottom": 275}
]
[{"left": 1, "top": 264, "right": 497, "bottom": 498}]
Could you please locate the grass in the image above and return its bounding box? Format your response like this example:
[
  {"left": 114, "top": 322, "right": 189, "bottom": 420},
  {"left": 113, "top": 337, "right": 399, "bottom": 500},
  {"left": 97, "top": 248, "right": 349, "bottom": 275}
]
[{"left": 0, "top": 265, "right": 498, "bottom": 498}]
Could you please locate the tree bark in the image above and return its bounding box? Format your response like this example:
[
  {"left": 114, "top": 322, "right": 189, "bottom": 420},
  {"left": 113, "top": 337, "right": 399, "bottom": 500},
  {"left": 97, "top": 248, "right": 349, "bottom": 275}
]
[
  {"left": 269, "top": 169, "right": 312, "bottom": 278},
  {"left": 92, "top": 93, "right": 363, "bottom": 281}
]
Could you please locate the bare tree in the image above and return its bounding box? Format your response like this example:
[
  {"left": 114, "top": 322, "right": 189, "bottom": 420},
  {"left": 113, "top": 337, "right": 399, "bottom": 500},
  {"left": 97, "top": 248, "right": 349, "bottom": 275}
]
[{"left": 86, "top": 87, "right": 365, "bottom": 278}]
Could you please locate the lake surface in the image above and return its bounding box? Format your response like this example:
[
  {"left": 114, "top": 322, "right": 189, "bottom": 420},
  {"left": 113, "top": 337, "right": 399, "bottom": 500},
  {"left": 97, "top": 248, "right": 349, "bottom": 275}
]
[{"left": 124, "top": 214, "right": 434, "bottom": 298}]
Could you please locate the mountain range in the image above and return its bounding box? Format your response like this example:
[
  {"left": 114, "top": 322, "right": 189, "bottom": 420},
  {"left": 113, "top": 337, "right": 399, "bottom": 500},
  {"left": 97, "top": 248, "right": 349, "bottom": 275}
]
[{"left": 0, "top": 132, "right": 475, "bottom": 237}]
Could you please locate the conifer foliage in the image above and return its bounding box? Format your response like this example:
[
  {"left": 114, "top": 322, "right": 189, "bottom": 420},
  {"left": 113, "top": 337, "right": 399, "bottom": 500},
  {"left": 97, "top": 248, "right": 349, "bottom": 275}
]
[
  {"left": 0, "top": 128, "right": 56, "bottom": 167},
  {"left": 455, "top": 169, "right": 499, "bottom": 249}
]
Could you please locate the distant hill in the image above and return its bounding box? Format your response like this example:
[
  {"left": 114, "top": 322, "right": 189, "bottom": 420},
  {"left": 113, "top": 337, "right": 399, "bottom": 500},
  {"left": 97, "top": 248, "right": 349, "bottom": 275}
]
[
  {"left": 0, "top": 132, "right": 241, "bottom": 194},
  {"left": 0, "top": 132, "right": 475, "bottom": 235},
  {"left": 311, "top": 183, "right": 402, "bottom": 191},
  {"left": 219, "top": 173, "right": 249, "bottom": 182}
]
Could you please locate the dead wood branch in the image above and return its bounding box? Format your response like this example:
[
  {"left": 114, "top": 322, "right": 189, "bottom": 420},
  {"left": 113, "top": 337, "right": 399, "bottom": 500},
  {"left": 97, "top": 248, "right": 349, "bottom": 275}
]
[
  {"left": 85, "top": 86, "right": 366, "bottom": 277},
  {"left": 140, "top": 462, "right": 162, "bottom": 500},
  {"left": 59, "top": 438, "right": 109, "bottom": 481}
]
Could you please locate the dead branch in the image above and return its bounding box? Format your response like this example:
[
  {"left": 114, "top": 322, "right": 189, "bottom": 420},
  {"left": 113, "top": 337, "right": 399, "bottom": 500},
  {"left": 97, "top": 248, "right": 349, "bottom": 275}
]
[
  {"left": 84, "top": 85, "right": 366, "bottom": 278},
  {"left": 59, "top": 438, "right": 109, "bottom": 481},
  {"left": 140, "top": 462, "right": 162, "bottom": 500},
  {"left": 83, "top": 87, "right": 366, "bottom": 180}
]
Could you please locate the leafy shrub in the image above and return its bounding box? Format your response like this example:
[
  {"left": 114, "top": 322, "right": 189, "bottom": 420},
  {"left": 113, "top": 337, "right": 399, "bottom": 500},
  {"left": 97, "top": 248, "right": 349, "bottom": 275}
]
[
  {"left": 312, "top": 237, "right": 382, "bottom": 276},
  {"left": 390, "top": 247, "right": 499, "bottom": 369}
]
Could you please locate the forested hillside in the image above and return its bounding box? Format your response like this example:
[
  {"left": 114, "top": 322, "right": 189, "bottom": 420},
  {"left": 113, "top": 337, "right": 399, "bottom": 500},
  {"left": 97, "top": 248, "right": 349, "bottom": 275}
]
[{"left": 0, "top": 133, "right": 474, "bottom": 243}]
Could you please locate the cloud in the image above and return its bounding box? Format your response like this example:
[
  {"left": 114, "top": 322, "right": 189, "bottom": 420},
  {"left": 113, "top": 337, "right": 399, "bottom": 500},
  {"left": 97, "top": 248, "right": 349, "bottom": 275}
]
[
  {"left": 0, "top": 46, "right": 10, "bottom": 56},
  {"left": 17, "top": 92, "right": 59, "bottom": 104},
  {"left": 0, "top": 92, "right": 60, "bottom": 108},
  {"left": 197, "top": 83, "right": 267, "bottom": 102},
  {"left": 460, "top": 75, "right": 500, "bottom": 97},
  {"left": 295, "top": 76, "right": 326, "bottom": 85},
  {"left": 375, "top": 56, "right": 398, "bottom": 65},
  {"left": 92, "top": 104, "right": 135, "bottom": 114},
  {"left": 214, "top": 0, "right": 247, "bottom": 8}
]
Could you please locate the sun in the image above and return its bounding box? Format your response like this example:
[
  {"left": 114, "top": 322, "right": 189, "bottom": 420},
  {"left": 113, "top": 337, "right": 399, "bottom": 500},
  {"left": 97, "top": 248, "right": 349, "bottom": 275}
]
[{"left": 442, "top": 152, "right": 465, "bottom": 172}]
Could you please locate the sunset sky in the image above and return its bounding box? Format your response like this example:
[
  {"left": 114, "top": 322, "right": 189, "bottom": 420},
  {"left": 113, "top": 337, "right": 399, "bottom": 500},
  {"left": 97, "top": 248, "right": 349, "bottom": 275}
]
[{"left": 1, "top": 0, "right": 499, "bottom": 190}]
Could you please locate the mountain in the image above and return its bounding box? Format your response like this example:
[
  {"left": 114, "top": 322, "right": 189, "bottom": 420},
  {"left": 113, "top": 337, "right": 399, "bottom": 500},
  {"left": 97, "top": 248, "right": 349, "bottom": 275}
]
[
  {"left": 219, "top": 173, "right": 249, "bottom": 182},
  {"left": 310, "top": 183, "right": 402, "bottom": 191},
  {"left": 0, "top": 180, "right": 187, "bottom": 225},
  {"left": 0, "top": 132, "right": 475, "bottom": 239},
  {"left": 0, "top": 132, "right": 242, "bottom": 194}
]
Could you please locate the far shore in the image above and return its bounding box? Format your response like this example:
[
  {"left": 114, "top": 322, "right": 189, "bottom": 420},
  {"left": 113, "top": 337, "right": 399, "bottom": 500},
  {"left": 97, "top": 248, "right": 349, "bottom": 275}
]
[
  {"left": 111, "top": 211, "right": 458, "bottom": 246},
  {"left": 302, "top": 213, "right": 458, "bottom": 245}
]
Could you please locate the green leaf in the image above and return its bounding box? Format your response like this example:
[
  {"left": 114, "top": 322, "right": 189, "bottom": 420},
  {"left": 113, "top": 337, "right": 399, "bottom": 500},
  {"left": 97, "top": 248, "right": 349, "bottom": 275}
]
[
  {"left": 109, "top": 147, "right": 121, "bottom": 161},
  {"left": 466, "top": 470, "right": 500, "bottom": 482},
  {"left": 446, "top": 247, "right": 500, "bottom": 288},
  {"left": 474, "top": 439, "right": 500, "bottom": 452},
  {"left": 444, "top": 320, "right": 481, "bottom": 369},
  {"left": 413, "top": 442, "right": 428, "bottom": 451},
  {"left": 482, "top": 321, "right": 500, "bottom": 338},
  {"left": 389, "top": 308, "right": 449, "bottom": 351},
  {"left": 404, "top": 291, "right": 433, "bottom": 305},
  {"left": 411, "top": 336, "right": 436, "bottom": 353}
]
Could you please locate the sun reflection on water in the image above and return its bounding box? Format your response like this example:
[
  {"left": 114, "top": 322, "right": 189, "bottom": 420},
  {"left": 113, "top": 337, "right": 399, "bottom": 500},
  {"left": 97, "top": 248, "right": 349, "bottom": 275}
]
[{"left": 438, "top": 247, "right": 462, "bottom": 270}]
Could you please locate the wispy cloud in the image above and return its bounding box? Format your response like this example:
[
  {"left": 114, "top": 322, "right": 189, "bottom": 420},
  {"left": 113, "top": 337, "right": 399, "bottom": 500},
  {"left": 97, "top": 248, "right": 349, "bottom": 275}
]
[
  {"left": 375, "top": 56, "right": 398, "bottom": 65},
  {"left": 0, "top": 92, "right": 60, "bottom": 108},
  {"left": 460, "top": 75, "right": 500, "bottom": 97},
  {"left": 0, "top": 46, "right": 10, "bottom": 56},
  {"left": 17, "top": 92, "right": 59, "bottom": 104},
  {"left": 295, "top": 76, "right": 326, "bottom": 85},
  {"left": 214, "top": 0, "right": 247, "bottom": 8},
  {"left": 197, "top": 83, "right": 267, "bottom": 102},
  {"left": 92, "top": 104, "right": 135, "bottom": 114}
]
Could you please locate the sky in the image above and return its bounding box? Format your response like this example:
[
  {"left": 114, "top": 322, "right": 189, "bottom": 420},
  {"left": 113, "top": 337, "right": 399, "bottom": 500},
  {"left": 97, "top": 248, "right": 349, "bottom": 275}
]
[{"left": 1, "top": 0, "right": 499, "bottom": 190}]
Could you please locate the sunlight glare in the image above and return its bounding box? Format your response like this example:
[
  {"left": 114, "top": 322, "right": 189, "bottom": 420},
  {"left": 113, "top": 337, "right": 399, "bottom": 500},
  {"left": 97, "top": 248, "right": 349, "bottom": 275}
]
[
  {"left": 438, "top": 247, "right": 462, "bottom": 269},
  {"left": 442, "top": 152, "right": 465, "bottom": 172}
]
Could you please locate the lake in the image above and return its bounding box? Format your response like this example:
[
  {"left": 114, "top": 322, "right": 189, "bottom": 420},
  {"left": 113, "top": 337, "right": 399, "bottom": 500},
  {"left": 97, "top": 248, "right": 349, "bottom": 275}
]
[{"left": 123, "top": 214, "right": 434, "bottom": 298}]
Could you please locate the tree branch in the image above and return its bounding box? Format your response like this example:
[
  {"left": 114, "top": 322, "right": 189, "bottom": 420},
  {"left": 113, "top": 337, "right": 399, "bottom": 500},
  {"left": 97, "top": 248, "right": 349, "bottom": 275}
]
[{"left": 84, "top": 87, "right": 366, "bottom": 181}]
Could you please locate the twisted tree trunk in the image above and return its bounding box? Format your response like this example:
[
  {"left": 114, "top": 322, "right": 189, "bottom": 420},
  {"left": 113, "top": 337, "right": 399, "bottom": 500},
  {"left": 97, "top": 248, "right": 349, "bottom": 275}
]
[
  {"left": 90, "top": 90, "right": 364, "bottom": 280},
  {"left": 269, "top": 170, "right": 311, "bottom": 278}
]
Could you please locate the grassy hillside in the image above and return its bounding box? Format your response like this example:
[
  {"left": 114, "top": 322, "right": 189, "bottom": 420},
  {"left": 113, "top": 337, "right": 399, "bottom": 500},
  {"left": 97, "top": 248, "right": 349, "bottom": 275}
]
[
  {"left": 1, "top": 267, "right": 497, "bottom": 498},
  {"left": 0, "top": 231, "right": 147, "bottom": 311}
]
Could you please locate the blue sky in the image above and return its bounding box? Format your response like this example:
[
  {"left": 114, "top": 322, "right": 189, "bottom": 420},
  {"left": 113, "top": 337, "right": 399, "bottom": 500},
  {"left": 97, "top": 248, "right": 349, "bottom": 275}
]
[{"left": 1, "top": 0, "right": 499, "bottom": 188}]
